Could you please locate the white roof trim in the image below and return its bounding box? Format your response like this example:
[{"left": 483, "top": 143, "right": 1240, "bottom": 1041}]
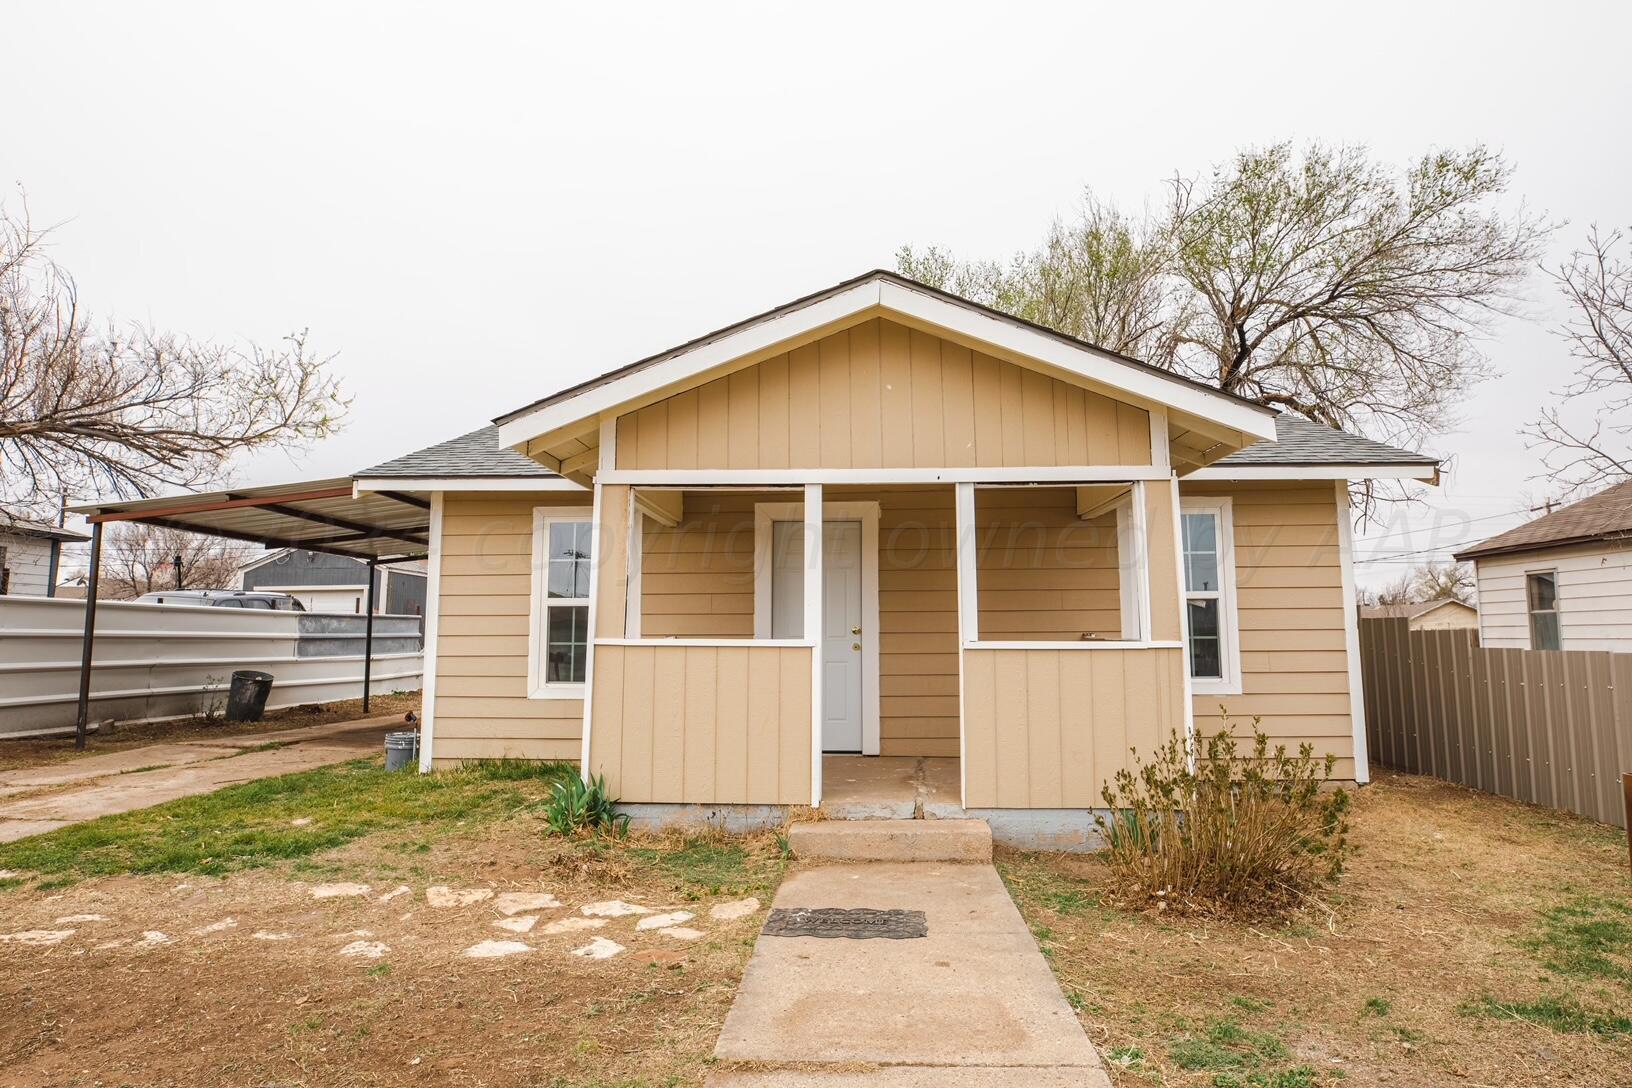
[
  {"left": 1186, "top": 464, "right": 1439, "bottom": 482},
  {"left": 236, "top": 547, "right": 293, "bottom": 574},
  {"left": 351, "top": 476, "right": 586, "bottom": 495},
  {"left": 495, "top": 275, "right": 1276, "bottom": 450}
]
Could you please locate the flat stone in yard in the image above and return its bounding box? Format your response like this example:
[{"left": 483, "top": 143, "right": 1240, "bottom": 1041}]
[
  {"left": 541, "top": 917, "right": 606, "bottom": 935},
  {"left": 191, "top": 918, "right": 237, "bottom": 935},
  {"left": 136, "top": 931, "right": 171, "bottom": 948},
  {"left": 464, "top": 939, "right": 532, "bottom": 958},
  {"left": 580, "top": 899, "right": 651, "bottom": 917},
  {"left": 493, "top": 915, "right": 539, "bottom": 933},
  {"left": 570, "top": 936, "right": 625, "bottom": 960},
  {"left": 494, "top": 891, "right": 561, "bottom": 915},
  {"left": 378, "top": 885, "right": 411, "bottom": 903},
  {"left": 339, "top": 940, "right": 389, "bottom": 959},
  {"left": 426, "top": 886, "right": 494, "bottom": 908},
  {"left": 710, "top": 898, "right": 760, "bottom": 922},
  {"left": 54, "top": 914, "right": 108, "bottom": 924},
  {"left": 253, "top": 931, "right": 294, "bottom": 941},
  {"left": 636, "top": 911, "right": 694, "bottom": 931},
  {"left": 0, "top": 930, "right": 75, "bottom": 945},
  {"left": 660, "top": 927, "right": 705, "bottom": 941},
  {"left": 310, "top": 883, "right": 370, "bottom": 899}
]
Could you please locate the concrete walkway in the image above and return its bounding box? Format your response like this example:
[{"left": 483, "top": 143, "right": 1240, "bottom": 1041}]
[
  {"left": 0, "top": 716, "right": 398, "bottom": 843},
  {"left": 707, "top": 859, "right": 1112, "bottom": 1087}
]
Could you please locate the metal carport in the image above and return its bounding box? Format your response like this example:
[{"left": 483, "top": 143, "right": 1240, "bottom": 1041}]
[{"left": 68, "top": 479, "right": 430, "bottom": 748}]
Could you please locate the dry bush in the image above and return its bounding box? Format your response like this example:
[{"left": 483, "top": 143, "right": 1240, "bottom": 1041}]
[{"left": 1094, "top": 717, "right": 1350, "bottom": 918}]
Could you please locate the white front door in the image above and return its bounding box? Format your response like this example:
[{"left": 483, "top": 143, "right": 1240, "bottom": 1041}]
[{"left": 770, "top": 519, "right": 865, "bottom": 752}]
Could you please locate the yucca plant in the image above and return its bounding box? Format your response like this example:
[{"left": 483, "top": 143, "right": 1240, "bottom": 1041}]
[
  {"left": 543, "top": 773, "right": 630, "bottom": 836},
  {"left": 1093, "top": 716, "right": 1349, "bottom": 918}
]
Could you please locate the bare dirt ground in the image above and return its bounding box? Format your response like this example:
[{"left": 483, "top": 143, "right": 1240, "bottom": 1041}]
[
  {"left": 0, "top": 692, "right": 421, "bottom": 774},
  {"left": 1000, "top": 770, "right": 1632, "bottom": 1088},
  {"left": 0, "top": 802, "right": 784, "bottom": 1087}
]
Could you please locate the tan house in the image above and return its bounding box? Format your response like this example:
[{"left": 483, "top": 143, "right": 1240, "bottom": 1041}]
[
  {"left": 1456, "top": 478, "right": 1632, "bottom": 653},
  {"left": 353, "top": 271, "right": 1439, "bottom": 837},
  {"left": 1358, "top": 598, "right": 1478, "bottom": 632}
]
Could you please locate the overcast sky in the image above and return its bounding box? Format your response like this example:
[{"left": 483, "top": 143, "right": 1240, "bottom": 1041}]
[{"left": 6, "top": 1, "right": 1629, "bottom": 587}]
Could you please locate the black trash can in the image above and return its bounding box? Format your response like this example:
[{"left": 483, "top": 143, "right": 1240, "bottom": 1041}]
[{"left": 225, "top": 670, "right": 274, "bottom": 722}]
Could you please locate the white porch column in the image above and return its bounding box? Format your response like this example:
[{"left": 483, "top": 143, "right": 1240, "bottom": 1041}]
[
  {"left": 954, "top": 481, "right": 977, "bottom": 807},
  {"left": 804, "top": 482, "right": 824, "bottom": 806}
]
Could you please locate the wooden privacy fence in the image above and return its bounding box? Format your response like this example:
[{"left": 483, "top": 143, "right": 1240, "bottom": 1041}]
[{"left": 1359, "top": 617, "right": 1632, "bottom": 829}]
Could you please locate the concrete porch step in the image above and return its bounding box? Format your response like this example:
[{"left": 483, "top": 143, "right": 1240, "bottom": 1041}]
[{"left": 787, "top": 819, "right": 992, "bottom": 863}]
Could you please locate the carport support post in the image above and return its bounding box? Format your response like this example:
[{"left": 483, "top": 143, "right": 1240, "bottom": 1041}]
[
  {"left": 74, "top": 521, "right": 104, "bottom": 750},
  {"left": 363, "top": 557, "right": 378, "bottom": 714}
]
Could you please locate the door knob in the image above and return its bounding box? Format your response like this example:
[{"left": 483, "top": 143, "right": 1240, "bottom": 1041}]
[
  {"left": 851, "top": 625, "right": 861, "bottom": 635},
  {"left": 852, "top": 642, "right": 861, "bottom": 651}
]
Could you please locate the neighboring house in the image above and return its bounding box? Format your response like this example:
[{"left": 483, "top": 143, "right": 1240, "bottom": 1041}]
[
  {"left": 238, "top": 548, "right": 427, "bottom": 615},
  {"left": 348, "top": 269, "right": 1439, "bottom": 817},
  {"left": 1455, "top": 478, "right": 1632, "bottom": 652},
  {"left": 1359, "top": 598, "right": 1479, "bottom": 632},
  {"left": 0, "top": 518, "right": 90, "bottom": 597}
]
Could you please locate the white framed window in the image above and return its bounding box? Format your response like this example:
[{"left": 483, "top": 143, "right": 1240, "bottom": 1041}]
[
  {"left": 529, "top": 507, "right": 593, "bottom": 699},
  {"left": 1179, "top": 497, "right": 1241, "bottom": 695},
  {"left": 1525, "top": 569, "right": 1561, "bottom": 651}
]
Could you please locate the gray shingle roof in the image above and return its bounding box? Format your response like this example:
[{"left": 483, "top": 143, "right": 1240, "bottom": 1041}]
[
  {"left": 1213, "top": 417, "right": 1437, "bottom": 467},
  {"left": 358, "top": 426, "right": 556, "bottom": 479}
]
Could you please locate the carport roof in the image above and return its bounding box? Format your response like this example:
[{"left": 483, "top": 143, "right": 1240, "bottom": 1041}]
[{"left": 69, "top": 478, "right": 431, "bottom": 561}]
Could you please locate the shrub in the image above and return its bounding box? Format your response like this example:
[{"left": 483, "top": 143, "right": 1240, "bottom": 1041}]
[
  {"left": 1093, "top": 716, "right": 1349, "bottom": 917},
  {"left": 542, "top": 773, "right": 630, "bottom": 836}
]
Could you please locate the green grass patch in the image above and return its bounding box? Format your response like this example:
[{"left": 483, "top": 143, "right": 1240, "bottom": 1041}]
[
  {"left": 1521, "top": 895, "right": 1632, "bottom": 989},
  {"left": 1168, "top": 1016, "right": 1288, "bottom": 1073},
  {"left": 1362, "top": 997, "right": 1391, "bottom": 1017},
  {"left": 1463, "top": 995, "right": 1632, "bottom": 1038},
  {"left": 0, "top": 757, "right": 574, "bottom": 881},
  {"left": 628, "top": 836, "right": 774, "bottom": 896}
]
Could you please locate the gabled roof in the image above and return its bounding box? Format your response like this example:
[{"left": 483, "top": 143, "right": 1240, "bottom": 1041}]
[
  {"left": 0, "top": 516, "right": 91, "bottom": 542},
  {"left": 359, "top": 426, "right": 558, "bottom": 479},
  {"left": 1455, "top": 478, "right": 1632, "bottom": 561},
  {"left": 1360, "top": 598, "right": 1476, "bottom": 621},
  {"left": 493, "top": 269, "right": 1279, "bottom": 452}
]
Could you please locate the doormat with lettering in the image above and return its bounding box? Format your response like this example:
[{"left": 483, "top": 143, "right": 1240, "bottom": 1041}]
[{"left": 762, "top": 907, "right": 927, "bottom": 939}]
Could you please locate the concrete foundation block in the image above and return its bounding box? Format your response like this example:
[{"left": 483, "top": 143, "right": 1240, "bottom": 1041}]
[{"left": 788, "top": 819, "right": 992, "bottom": 863}]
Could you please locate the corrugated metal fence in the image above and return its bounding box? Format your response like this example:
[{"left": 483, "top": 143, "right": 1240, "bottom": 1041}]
[{"left": 1360, "top": 616, "right": 1632, "bottom": 828}]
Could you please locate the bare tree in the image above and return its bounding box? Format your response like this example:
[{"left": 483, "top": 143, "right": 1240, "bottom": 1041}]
[
  {"left": 1355, "top": 560, "right": 1472, "bottom": 607},
  {"left": 0, "top": 205, "right": 346, "bottom": 520},
  {"left": 96, "top": 523, "right": 254, "bottom": 600},
  {"left": 899, "top": 143, "right": 1548, "bottom": 455},
  {"left": 1524, "top": 226, "right": 1632, "bottom": 497}
]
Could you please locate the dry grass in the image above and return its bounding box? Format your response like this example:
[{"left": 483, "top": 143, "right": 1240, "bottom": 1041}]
[
  {"left": 0, "top": 691, "right": 421, "bottom": 774},
  {"left": 1001, "top": 771, "right": 1632, "bottom": 1088},
  {"left": 0, "top": 766, "right": 785, "bottom": 1087}
]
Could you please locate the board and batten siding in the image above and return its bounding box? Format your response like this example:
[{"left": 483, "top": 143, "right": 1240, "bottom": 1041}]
[
  {"left": 962, "top": 646, "right": 1187, "bottom": 808},
  {"left": 429, "top": 491, "right": 592, "bottom": 767},
  {"left": 614, "top": 318, "right": 1152, "bottom": 471},
  {"left": 587, "top": 643, "right": 813, "bottom": 804},
  {"left": 1471, "top": 541, "right": 1632, "bottom": 653},
  {"left": 1181, "top": 481, "right": 1357, "bottom": 779}
]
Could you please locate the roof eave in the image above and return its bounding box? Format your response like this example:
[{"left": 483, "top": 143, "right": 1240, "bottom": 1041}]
[
  {"left": 1186, "top": 463, "right": 1440, "bottom": 482},
  {"left": 1455, "top": 529, "right": 1632, "bottom": 563}
]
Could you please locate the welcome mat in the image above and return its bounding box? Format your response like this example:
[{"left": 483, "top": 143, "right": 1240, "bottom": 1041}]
[{"left": 762, "top": 907, "right": 927, "bottom": 939}]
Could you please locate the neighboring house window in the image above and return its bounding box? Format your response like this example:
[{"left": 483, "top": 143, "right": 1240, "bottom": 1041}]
[
  {"left": 1526, "top": 570, "right": 1561, "bottom": 650},
  {"left": 530, "top": 509, "right": 593, "bottom": 698},
  {"left": 0, "top": 545, "right": 8, "bottom": 595},
  {"left": 1179, "top": 498, "right": 1241, "bottom": 695}
]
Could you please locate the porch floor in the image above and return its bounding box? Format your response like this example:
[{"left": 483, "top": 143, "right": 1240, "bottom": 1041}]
[{"left": 821, "top": 756, "right": 963, "bottom": 820}]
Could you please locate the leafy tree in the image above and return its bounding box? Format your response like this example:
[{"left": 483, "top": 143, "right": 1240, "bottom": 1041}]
[
  {"left": 0, "top": 205, "right": 345, "bottom": 519},
  {"left": 900, "top": 143, "right": 1548, "bottom": 453},
  {"left": 1525, "top": 226, "right": 1631, "bottom": 497}
]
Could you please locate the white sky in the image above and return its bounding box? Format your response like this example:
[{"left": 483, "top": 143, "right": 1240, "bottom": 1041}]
[{"left": 6, "top": 1, "right": 1629, "bottom": 587}]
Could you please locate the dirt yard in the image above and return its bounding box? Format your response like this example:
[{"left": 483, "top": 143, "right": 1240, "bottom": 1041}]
[
  {"left": 0, "top": 691, "right": 422, "bottom": 774},
  {"left": 1001, "top": 770, "right": 1632, "bottom": 1088},
  {"left": 0, "top": 759, "right": 784, "bottom": 1088}
]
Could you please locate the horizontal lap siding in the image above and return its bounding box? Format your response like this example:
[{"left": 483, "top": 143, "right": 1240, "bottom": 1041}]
[
  {"left": 975, "top": 487, "right": 1120, "bottom": 640},
  {"left": 962, "top": 646, "right": 1186, "bottom": 808},
  {"left": 588, "top": 643, "right": 812, "bottom": 804},
  {"left": 1182, "top": 482, "right": 1355, "bottom": 779},
  {"left": 431, "top": 492, "right": 591, "bottom": 766},
  {"left": 1471, "top": 542, "right": 1632, "bottom": 652},
  {"left": 616, "top": 318, "right": 1151, "bottom": 470}
]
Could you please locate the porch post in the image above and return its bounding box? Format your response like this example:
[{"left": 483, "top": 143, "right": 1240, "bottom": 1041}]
[
  {"left": 583, "top": 482, "right": 632, "bottom": 778},
  {"left": 804, "top": 482, "right": 823, "bottom": 806},
  {"left": 953, "top": 482, "right": 977, "bottom": 807},
  {"left": 362, "top": 557, "right": 377, "bottom": 713}
]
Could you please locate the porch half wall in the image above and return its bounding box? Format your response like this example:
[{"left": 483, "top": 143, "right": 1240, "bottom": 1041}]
[{"left": 962, "top": 645, "right": 1187, "bottom": 808}]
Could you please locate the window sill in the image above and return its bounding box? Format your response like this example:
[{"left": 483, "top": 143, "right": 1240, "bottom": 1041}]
[
  {"left": 528, "top": 684, "right": 585, "bottom": 701},
  {"left": 1191, "top": 678, "right": 1243, "bottom": 698}
]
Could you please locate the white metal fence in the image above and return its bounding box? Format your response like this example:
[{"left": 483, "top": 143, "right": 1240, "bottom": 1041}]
[{"left": 0, "top": 595, "right": 423, "bottom": 738}]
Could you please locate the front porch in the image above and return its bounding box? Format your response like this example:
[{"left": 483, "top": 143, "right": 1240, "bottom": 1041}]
[{"left": 581, "top": 475, "right": 1191, "bottom": 813}]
